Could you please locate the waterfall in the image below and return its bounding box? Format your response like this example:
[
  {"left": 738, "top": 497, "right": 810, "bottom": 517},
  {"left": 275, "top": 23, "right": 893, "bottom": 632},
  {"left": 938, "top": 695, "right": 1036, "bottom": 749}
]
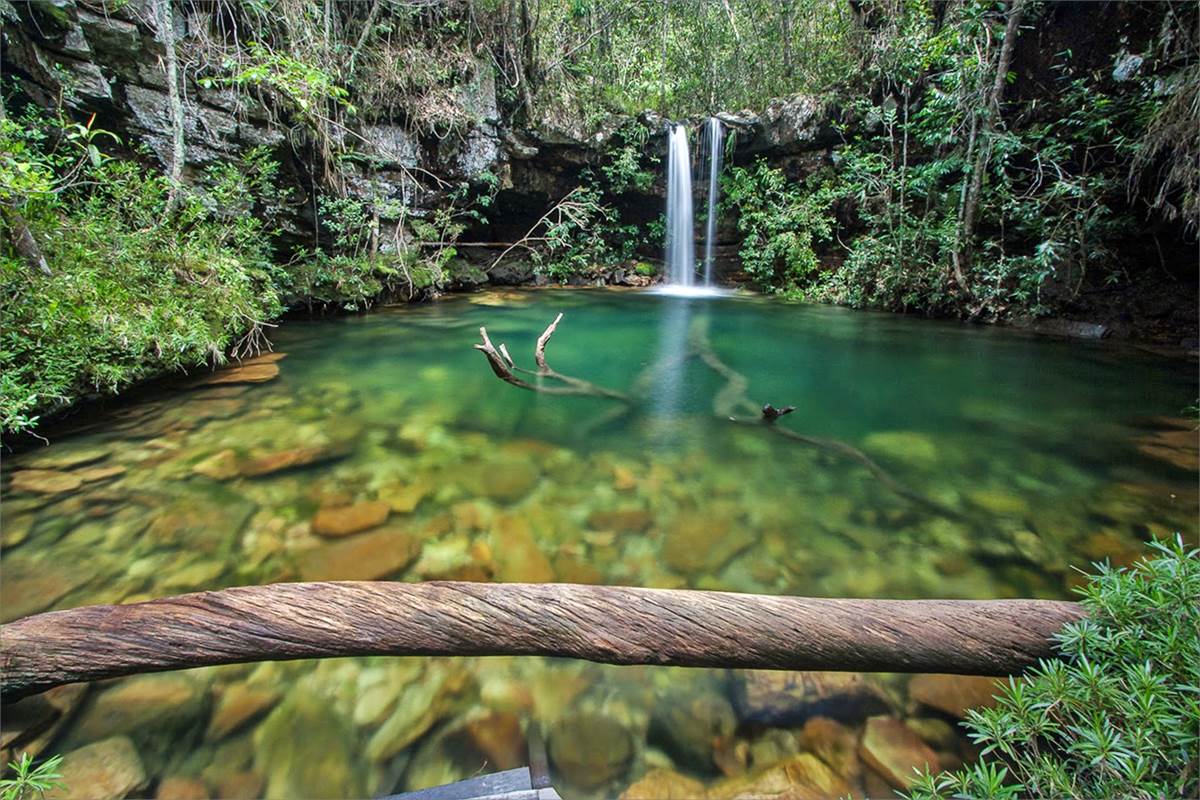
[
  {"left": 701, "top": 117, "right": 723, "bottom": 286},
  {"left": 665, "top": 125, "right": 695, "bottom": 287}
]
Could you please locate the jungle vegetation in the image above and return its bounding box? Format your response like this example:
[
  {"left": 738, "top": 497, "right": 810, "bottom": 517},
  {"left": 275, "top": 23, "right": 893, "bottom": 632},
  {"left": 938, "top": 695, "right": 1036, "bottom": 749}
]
[{"left": 1, "top": 0, "right": 1197, "bottom": 434}]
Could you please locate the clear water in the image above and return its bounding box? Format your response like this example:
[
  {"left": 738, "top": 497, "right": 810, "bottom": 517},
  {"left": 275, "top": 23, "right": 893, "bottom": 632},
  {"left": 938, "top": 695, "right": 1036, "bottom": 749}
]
[{"left": 2, "top": 289, "right": 1196, "bottom": 799}]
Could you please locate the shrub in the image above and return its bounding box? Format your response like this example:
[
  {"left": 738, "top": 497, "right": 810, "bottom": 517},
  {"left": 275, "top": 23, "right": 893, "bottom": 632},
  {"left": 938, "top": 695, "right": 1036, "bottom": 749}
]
[{"left": 907, "top": 536, "right": 1200, "bottom": 800}]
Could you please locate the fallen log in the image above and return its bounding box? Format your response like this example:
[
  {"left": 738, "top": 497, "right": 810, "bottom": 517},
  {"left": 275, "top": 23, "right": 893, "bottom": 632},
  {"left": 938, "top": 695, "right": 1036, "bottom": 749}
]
[{"left": 1, "top": 581, "right": 1085, "bottom": 701}]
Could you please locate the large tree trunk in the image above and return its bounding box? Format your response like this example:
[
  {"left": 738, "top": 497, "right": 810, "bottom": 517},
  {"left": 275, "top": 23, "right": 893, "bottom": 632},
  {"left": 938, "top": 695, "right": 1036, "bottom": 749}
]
[{"left": 1, "top": 581, "right": 1084, "bottom": 701}]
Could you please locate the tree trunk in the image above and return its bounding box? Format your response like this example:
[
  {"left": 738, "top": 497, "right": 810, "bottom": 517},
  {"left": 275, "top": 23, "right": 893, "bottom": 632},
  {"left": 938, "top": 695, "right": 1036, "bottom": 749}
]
[
  {"left": 2, "top": 205, "right": 51, "bottom": 276},
  {"left": 954, "top": 0, "right": 1026, "bottom": 295},
  {"left": 156, "top": 0, "right": 185, "bottom": 219},
  {"left": 1, "top": 581, "right": 1085, "bottom": 701}
]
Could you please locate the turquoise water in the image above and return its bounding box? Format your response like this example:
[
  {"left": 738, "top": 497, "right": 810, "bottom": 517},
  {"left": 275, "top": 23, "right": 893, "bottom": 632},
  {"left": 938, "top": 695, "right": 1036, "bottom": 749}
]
[{"left": 2, "top": 289, "right": 1196, "bottom": 798}]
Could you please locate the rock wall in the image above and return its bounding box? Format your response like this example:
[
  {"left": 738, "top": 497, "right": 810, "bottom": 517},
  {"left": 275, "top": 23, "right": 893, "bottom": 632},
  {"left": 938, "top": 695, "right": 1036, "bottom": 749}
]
[{"left": 2, "top": 1, "right": 836, "bottom": 282}]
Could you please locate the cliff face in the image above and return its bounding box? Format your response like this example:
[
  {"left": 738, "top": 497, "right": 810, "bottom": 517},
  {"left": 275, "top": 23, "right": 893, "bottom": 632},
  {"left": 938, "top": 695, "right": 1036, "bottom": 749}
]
[{"left": 1, "top": 0, "right": 836, "bottom": 278}]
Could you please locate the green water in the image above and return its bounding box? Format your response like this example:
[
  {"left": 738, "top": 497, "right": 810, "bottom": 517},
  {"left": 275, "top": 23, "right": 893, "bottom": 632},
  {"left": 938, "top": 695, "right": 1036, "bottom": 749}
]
[{"left": 2, "top": 289, "right": 1196, "bottom": 799}]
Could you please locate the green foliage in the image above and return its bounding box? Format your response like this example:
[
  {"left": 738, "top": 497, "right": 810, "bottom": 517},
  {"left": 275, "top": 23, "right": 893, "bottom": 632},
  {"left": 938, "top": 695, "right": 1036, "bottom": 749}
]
[
  {"left": 1, "top": 112, "right": 284, "bottom": 434},
  {"left": 908, "top": 536, "right": 1200, "bottom": 800},
  {"left": 721, "top": 160, "right": 835, "bottom": 297},
  {"left": 1, "top": 753, "right": 65, "bottom": 800}
]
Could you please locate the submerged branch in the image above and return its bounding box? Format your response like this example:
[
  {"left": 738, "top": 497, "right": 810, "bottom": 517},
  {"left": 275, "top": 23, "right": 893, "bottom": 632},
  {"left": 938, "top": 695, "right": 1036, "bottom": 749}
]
[{"left": 0, "top": 581, "right": 1085, "bottom": 700}]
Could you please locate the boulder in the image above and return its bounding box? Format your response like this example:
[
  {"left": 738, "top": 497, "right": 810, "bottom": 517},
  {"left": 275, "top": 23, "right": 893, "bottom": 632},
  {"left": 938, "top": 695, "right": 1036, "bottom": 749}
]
[
  {"left": 587, "top": 508, "right": 654, "bottom": 533},
  {"left": 312, "top": 501, "right": 391, "bottom": 537},
  {"left": 907, "top": 674, "right": 1002, "bottom": 718},
  {"left": 69, "top": 675, "right": 205, "bottom": 746},
  {"left": 155, "top": 777, "right": 209, "bottom": 800},
  {"left": 708, "top": 753, "right": 850, "bottom": 800},
  {"left": 465, "top": 712, "right": 526, "bottom": 771},
  {"left": 296, "top": 526, "right": 422, "bottom": 582},
  {"left": 796, "top": 717, "right": 861, "bottom": 782},
  {"left": 491, "top": 514, "right": 554, "bottom": 582},
  {"left": 195, "top": 360, "right": 279, "bottom": 386},
  {"left": 46, "top": 737, "right": 147, "bottom": 800},
  {"left": 10, "top": 469, "right": 82, "bottom": 494},
  {"left": 207, "top": 684, "right": 282, "bottom": 740},
  {"left": 858, "top": 716, "right": 939, "bottom": 790},
  {"left": 254, "top": 689, "right": 361, "bottom": 799},
  {"left": 478, "top": 458, "right": 540, "bottom": 503},
  {"left": 620, "top": 769, "right": 708, "bottom": 800},
  {"left": 733, "top": 671, "right": 889, "bottom": 726},
  {"left": 662, "top": 512, "right": 754, "bottom": 575},
  {"left": 548, "top": 713, "right": 634, "bottom": 791}
]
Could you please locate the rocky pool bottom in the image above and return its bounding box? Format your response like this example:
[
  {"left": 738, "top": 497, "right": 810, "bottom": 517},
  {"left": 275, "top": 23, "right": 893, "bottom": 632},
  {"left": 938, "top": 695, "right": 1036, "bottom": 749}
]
[{"left": 1, "top": 289, "right": 1196, "bottom": 799}]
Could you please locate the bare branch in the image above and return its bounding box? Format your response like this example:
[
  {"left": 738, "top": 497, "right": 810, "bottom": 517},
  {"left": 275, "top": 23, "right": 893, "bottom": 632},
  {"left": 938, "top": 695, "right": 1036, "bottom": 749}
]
[{"left": 534, "top": 312, "right": 563, "bottom": 370}]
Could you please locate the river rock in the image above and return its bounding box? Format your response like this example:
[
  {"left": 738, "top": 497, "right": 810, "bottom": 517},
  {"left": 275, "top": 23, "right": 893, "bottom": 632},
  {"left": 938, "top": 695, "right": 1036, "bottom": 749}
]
[
  {"left": 966, "top": 489, "right": 1029, "bottom": 517},
  {"left": 23, "top": 445, "right": 110, "bottom": 470},
  {"left": 904, "top": 717, "right": 959, "bottom": 752},
  {"left": 0, "top": 684, "right": 89, "bottom": 760},
  {"left": 10, "top": 469, "right": 83, "bottom": 494},
  {"left": 465, "top": 711, "right": 526, "bottom": 770},
  {"left": 254, "top": 689, "right": 361, "bottom": 799},
  {"left": 353, "top": 661, "right": 423, "bottom": 726},
  {"left": 75, "top": 464, "right": 126, "bottom": 483},
  {"left": 1135, "top": 428, "right": 1199, "bottom": 471},
  {"left": 69, "top": 675, "right": 205, "bottom": 746},
  {"left": 858, "top": 716, "right": 939, "bottom": 789},
  {"left": 548, "top": 713, "right": 634, "bottom": 791},
  {"left": 239, "top": 442, "right": 350, "bottom": 477},
  {"left": 478, "top": 457, "right": 540, "bottom": 503},
  {"left": 366, "top": 663, "right": 471, "bottom": 762},
  {"left": 491, "top": 514, "right": 554, "bottom": 582},
  {"left": 198, "top": 360, "right": 279, "bottom": 385},
  {"left": 620, "top": 769, "right": 707, "bottom": 800},
  {"left": 155, "top": 777, "right": 208, "bottom": 800},
  {"left": 193, "top": 449, "right": 240, "bottom": 480},
  {"left": 46, "top": 737, "right": 146, "bottom": 800},
  {"left": 146, "top": 486, "right": 256, "bottom": 553},
  {"left": 862, "top": 431, "right": 939, "bottom": 468},
  {"left": 708, "top": 753, "right": 850, "bottom": 800},
  {"left": 0, "top": 556, "right": 91, "bottom": 622},
  {"left": 733, "top": 671, "right": 888, "bottom": 726},
  {"left": 796, "top": 716, "right": 861, "bottom": 782},
  {"left": 296, "top": 526, "right": 422, "bottom": 581},
  {"left": 207, "top": 684, "right": 282, "bottom": 740},
  {"left": 587, "top": 508, "right": 653, "bottom": 533},
  {"left": 214, "top": 772, "right": 264, "bottom": 800},
  {"left": 908, "top": 674, "right": 1001, "bottom": 718},
  {"left": 662, "top": 512, "right": 754, "bottom": 575},
  {"left": 652, "top": 689, "right": 736, "bottom": 771},
  {"left": 378, "top": 480, "right": 430, "bottom": 513},
  {"left": 312, "top": 500, "right": 391, "bottom": 536}
]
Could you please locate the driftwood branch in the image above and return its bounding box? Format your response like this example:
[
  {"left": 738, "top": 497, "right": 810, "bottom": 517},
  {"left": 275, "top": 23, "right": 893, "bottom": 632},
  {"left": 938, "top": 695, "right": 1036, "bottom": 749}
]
[
  {"left": 473, "top": 316, "right": 630, "bottom": 401},
  {"left": 0, "top": 582, "right": 1085, "bottom": 701}
]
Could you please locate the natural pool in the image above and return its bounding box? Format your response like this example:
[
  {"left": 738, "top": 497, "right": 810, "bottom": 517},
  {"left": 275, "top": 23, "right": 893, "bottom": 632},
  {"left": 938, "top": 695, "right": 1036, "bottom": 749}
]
[{"left": 2, "top": 288, "right": 1196, "bottom": 799}]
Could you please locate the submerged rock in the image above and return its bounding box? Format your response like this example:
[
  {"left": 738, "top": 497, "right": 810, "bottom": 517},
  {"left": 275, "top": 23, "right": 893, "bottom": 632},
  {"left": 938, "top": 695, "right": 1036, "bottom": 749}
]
[
  {"left": 662, "top": 512, "right": 754, "bottom": 575},
  {"left": 620, "top": 769, "right": 707, "bottom": 800},
  {"left": 254, "top": 688, "right": 361, "bottom": 799},
  {"left": 491, "top": 514, "right": 554, "bottom": 582},
  {"left": 46, "top": 737, "right": 147, "bottom": 800},
  {"left": 861, "top": 431, "right": 940, "bottom": 468},
  {"left": 796, "top": 716, "right": 861, "bottom": 782},
  {"left": 548, "top": 713, "right": 634, "bottom": 791},
  {"left": 477, "top": 457, "right": 540, "bottom": 503},
  {"left": 464, "top": 711, "right": 527, "bottom": 771},
  {"left": 733, "top": 671, "right": 889, "bottom": 726},
  {"left": 587, "top": 508, "right": 654, "bottom": 533},
  {"left": 154, "top": 777, "right": 208, "bottom": 800},
  {"left": 207, "top": 684, "right": 282, "bottom": 740},
  {"left": 296, "top": 526, "right": 422, "bottom": 581},
  {"left": 197, "top": 359, "right": 279, "bottom": 386},
  {"left": 366, "top": 663, "right": 471, "bottom": 762},
  {"left": 858, "top": 716, "right": 939, "bottom": 790},
  {"left": 68, "top": 675, "right": 205, "bottom": 747},
  {"left": 0, "top": 556, "right": 92, "bottom": 622},
  {"left": 651, "top": 689, "right": 736, "bottom": 771},
  {"left": 192, "top": 449, "right": 240, "bottom": 480},
  {"left": 312, "top": 500, "right": 391, "bottom": 537},
  {"left": 239, "top": 443, "right": 349, "bottom": 477},
  {"left": 10, "top": 469, "right": 83, "bottom": 494},
  {"left": 23, "top": 445, "right": 111, "bottom": 470},
  {"left": 907, "top": 674, "right": 1001, "bottom": 719},
  {"left": 708, "top": 753, "right": 850, "bottom": 800}
]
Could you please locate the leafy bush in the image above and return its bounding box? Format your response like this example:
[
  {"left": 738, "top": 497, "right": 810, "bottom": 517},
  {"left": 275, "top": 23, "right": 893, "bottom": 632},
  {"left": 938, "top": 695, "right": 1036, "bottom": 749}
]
[
  {"left": 1, "top": 113, "right": 283, "bottom": 434},
  {"left": 1, "top": 753, "right": 64, "bottom": 800},
  {"left": 908, "top": 536, "right": 1200, "bottom": 800},
  {"left": 721, "top": 160, "right": 835, "bottom": 297}
]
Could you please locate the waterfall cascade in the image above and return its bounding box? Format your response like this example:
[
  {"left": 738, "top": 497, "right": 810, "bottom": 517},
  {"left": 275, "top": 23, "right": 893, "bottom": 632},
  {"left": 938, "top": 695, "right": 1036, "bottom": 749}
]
[
  {"left": 701, "top": 118, "right": 723, "bottom": 286},
  {"left": 664, "top": 125, "right": 696, "bottom": 287}
]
